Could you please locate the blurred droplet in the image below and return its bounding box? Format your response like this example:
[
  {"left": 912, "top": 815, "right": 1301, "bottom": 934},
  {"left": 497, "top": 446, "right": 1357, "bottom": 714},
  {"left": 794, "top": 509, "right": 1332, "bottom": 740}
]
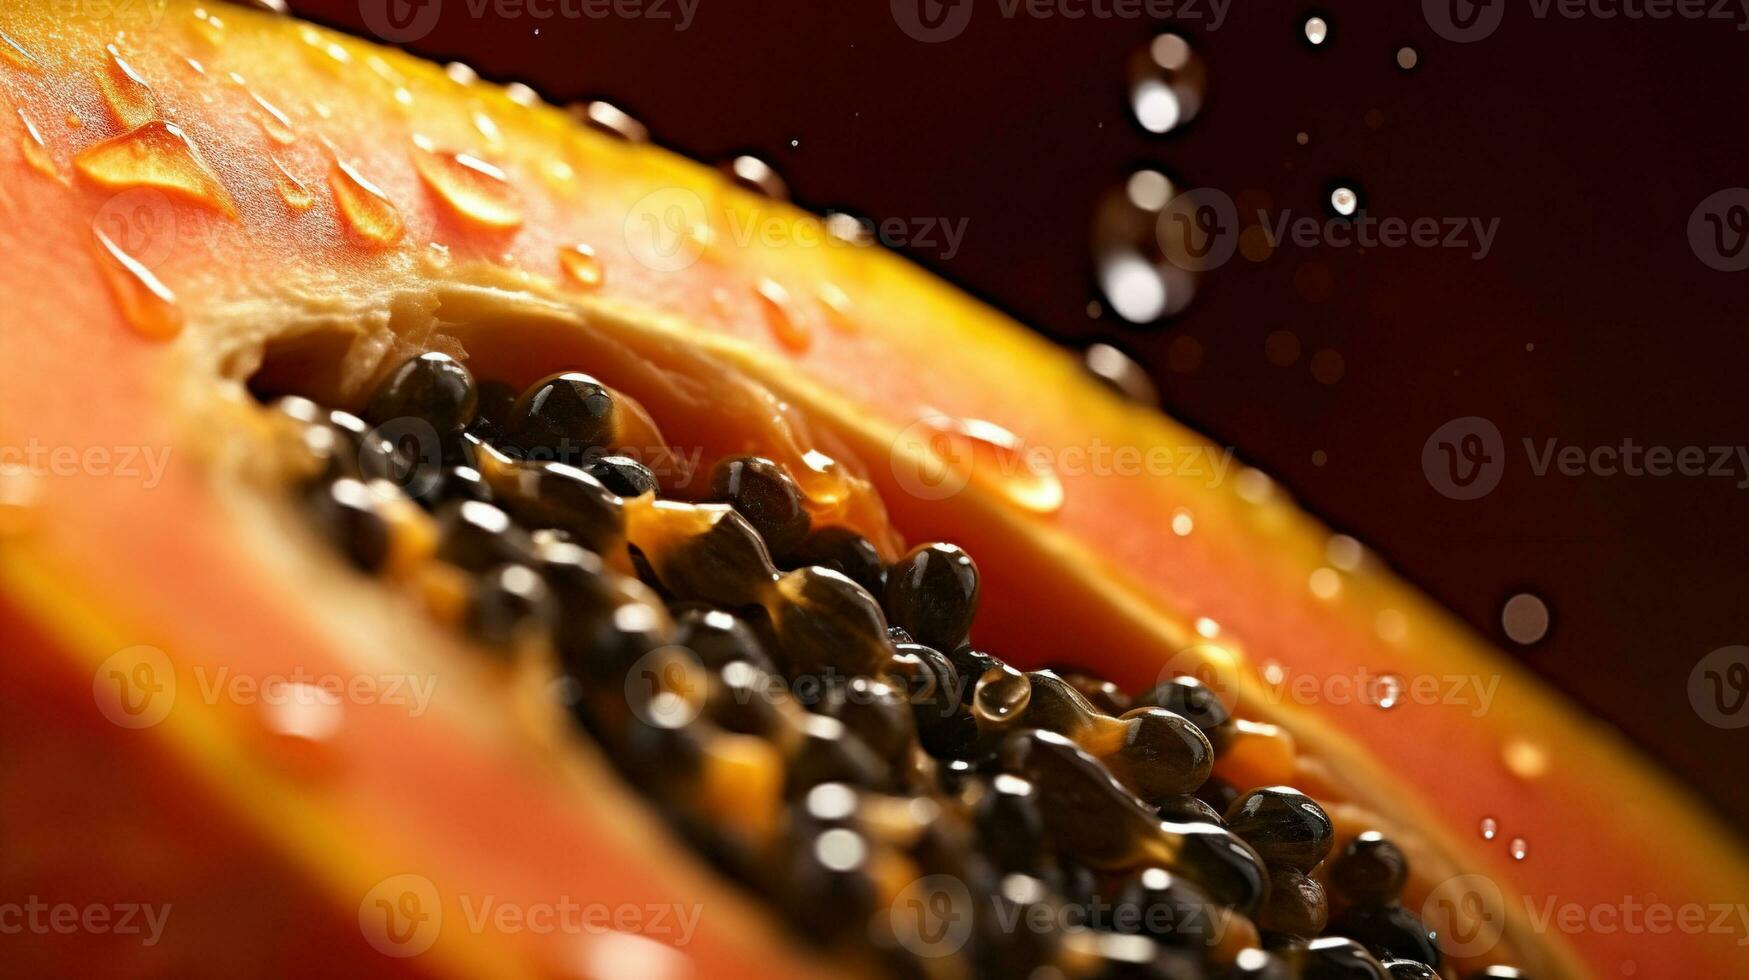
[
  {"left": 1235, "top": 468, "right": 1273, "bottom": 504},
  {"left": 1502, "top": 593, "right": 1550, "bottom": 645},
  {"left": 1503, "top": 738, "right": 1549, "bottom": 780},
  {"left": 1128, "top": 33, "right": 1206, "bottom": 135},
  {"left": 1100, "top": 253, "right": 1169, "bottom": 323},
  {"left": 1126, "top": 169, "right": 1174, "bottom": 211},
  {"left": 1310, "top": 348, "right": 1346, "bottom": 384},
  {"left": 1171, "top": 508, "right": 1194, "bottom": 536},
  {"left": 262, "top": 682, "right": 343, "bottom": 742},
  {"left": 1375, "top": 609, "right": 1408, "bottom": 643},
  {"left": 1372, "top": 673, "right": 1402, "bottom": 709},
  {"left": 1308, "top": 567, "right": 1341, "bottom": 600},
  {"left": 1304, "top": 16, "right": 1330, "bottom": 45},
  {"left": 1295, "top": 131, "right": 1310, "bottom": 146},
  {"left": 1326, "top": 534, "right": 1364, "bottom": 571},
  {"left": 1330, "top": 186, "right": 1359, "bottom": 217},
  {"left": 574, "top": 100, "right": 649, "bottom": 143},
  {"left": 724, "top": 155, "right": 788, "bottom": 199},
  {"left": 1092, "top": 172, "right": 1196, "bottom": 323},
  {"left": 825, "top": 211, "right": 874, "bottom": 246},
  {"left": 1084, "top": 343, "right": 1159, "bottom": 406},
  {"left": 1397, "top": 46, "right": 1420, "bottom": 71},
  {"left": 1265, "top": 330, "right": 1302, "bottom": 366}
]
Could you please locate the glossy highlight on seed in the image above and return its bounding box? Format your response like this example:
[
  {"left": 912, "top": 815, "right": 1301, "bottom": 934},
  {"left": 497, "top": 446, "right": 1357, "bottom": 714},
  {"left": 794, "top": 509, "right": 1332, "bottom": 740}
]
[{"left": 74, "top": 121, "right": 237, "bottom": 216}]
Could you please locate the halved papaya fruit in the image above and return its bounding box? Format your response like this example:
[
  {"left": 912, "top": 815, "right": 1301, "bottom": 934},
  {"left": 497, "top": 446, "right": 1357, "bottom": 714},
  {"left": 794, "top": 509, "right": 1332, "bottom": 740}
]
[{"left": 0, "top": 2, "right": 1744, "bottom": 978}]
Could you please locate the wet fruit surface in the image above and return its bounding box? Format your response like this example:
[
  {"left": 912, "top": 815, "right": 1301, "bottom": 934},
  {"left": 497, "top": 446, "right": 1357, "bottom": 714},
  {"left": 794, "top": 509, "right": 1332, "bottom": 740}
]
[{"left": 7, "top": 7, "right": 1734, "bottom": 978}]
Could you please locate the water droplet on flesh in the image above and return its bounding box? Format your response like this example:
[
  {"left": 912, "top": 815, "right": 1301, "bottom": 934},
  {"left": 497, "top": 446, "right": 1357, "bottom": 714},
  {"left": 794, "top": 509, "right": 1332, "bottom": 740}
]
[
  {"left": 756, "top": 278, "right": 810, "bottom": 352},
  {"left": 574, "top": 100, "right": 649, "bottom": 143},
  {"left": 410, "top": 137, "right": 523, "bottom": 229},
  {"left": 1372, "top": 673, "right": 1402, "bottom": 709},
  {"left": 725, "top": 155, "right": 788, "bottom": 199},
  {"left": 0, "top": 30, "right": 42, "bottom": 72},
  {"left": 189, "top": 6, "right": 228, "bottom": 47},
  {"left": 271, "top": 156, "right": 314, "bottom": 210},
  {"left": 74, "top": 121, "right": 236, "bottom": 216},
  {"left": 328, "top": 156, "right": 405, "bottom": 246},
  {"left": 1508, "top": 837, "right": 1529, "bottom": 861},
  {"left": 1171, "top": 508, "right": 1194, "bottom": 536},
  {"left": 1480, "top": 817, "right": 1498, "bottom": 840},
  {"left": 16, "top": 108, "right": 63, "bottom": 183},
  {"left": 824, "top": 212, "right": 873, "bottom": 246},
  {"left": 99, "top": 45, "right": 157, "bottom": 129},
  {"left": 0, "top": 468, "right": 41, "bottom": 537},
  {"left": 558, "top": 243, "right": 605, "bottom": 289},
  {"left": 902, "top": 415, "right": 1065, "bottom": 515},
  {"left": 1083, "top": 343, "right": 1158, "bottom": 406},
  {"left": 251, "top": 91, "right": 296, "bottom": 145},
  {"left": 91, "top": 226, "right": 182, "bottom": 340}
]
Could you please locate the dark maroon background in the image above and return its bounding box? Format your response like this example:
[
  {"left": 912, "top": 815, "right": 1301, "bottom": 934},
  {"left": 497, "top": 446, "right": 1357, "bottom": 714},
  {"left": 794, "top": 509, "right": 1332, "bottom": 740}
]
[{"left": 290, "top": 0, "right": 1749, "bottom": 825}]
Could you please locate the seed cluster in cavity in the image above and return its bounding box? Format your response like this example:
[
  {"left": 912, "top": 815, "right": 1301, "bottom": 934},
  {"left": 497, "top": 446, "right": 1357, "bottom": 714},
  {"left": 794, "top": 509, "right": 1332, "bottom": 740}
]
[{"left": 268, "top": 350, "right": 1523, "bottom": 980}]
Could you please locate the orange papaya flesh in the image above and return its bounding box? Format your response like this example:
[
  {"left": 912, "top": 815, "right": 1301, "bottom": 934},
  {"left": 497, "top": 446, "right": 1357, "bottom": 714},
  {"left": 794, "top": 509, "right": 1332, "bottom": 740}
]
[{"left": 0, "top": 1, "right": 1743, "bottom": 977}]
